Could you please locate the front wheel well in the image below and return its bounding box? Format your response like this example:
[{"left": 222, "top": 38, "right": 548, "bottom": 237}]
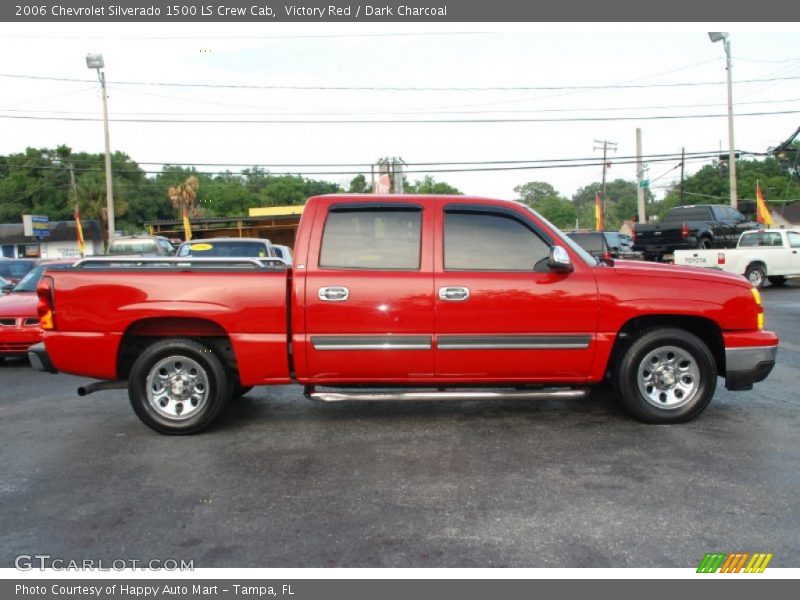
[{"left": 607, "top": 315, "right": 726, "bottom": 379}]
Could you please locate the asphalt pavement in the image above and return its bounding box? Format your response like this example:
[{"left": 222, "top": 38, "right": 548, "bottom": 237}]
[{"left": 1, "top": 282, "right": 799, "bottom": 568}]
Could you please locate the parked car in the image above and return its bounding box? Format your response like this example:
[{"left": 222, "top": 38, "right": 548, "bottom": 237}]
[
  {"left": 0, "top": 258, "right": 37, "bottom": 286},
  {"left": 566, "top": 231, "right": 643, "bottom": 261},
  {"left": 271, "top": 244, "right": 294, "bottom": 266},
  {"left": 32, "top": 194, "right": 776, "bottom": 434},
  {"left": 107, "top": 235, "right": 176, "bottom": 256},
  {"left": 0, "top": 261, "right": 73, "bottom": 362},
  {"left": 0, "top": 276, "right": 11, "bottom": 291},
  {"left": 176, "top": 237, "right": 276, "bottom": 259},
  {"left": 633, "top": 204, "right": 759, "bottom": 261},
  {"left": 674, "top": 229, "right": 800, "bottom": 288}
]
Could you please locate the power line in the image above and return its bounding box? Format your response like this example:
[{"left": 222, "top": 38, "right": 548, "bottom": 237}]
[
  {"left": 1, "top": 110, "right": 798, "bottom": 124},
  {"left": 0, "top": 154, "right": 733, "bottom": 177},
  {"left": 3, "top": 97, "right": 799, "bottom": 119},
  {"left": 1, "top": 150, "right": 745, "bottom": 169},
  {"left": 2, "top": 72, "right": 800, "bottom": 92}
]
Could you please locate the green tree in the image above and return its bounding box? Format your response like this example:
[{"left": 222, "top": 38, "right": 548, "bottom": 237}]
[
  {"left": 514, "top": 181, "right": 560, "bottom": 205},
  {"left": 406, "top": 175, "right": 461, "bottom": 194},
  {"left": 348, "top": 174, "right": 370, "bottom": 193}
]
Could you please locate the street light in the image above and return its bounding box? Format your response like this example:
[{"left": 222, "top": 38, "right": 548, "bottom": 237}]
[
  {"left": 708, "top": 32, "right": 738, "bottom": 209},
  {"left": 86, "top": 53, "right": 115, "bottom": 241}
]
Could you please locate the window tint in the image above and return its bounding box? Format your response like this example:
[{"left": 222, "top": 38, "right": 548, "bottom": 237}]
[
  {"left": 666, "top": 206, "right": 712, "bottom": 222},
  {"left": 786, "top": 232, "right": 800, "bottom": 248},
  {"left": 179, "top": 240, "right": 270, "bottom": 258},
  {"left": 320, "top": 208, "right": 422, "bottom": 270},
  {"left": 108, "top": 240, "right": 157, "bottom": 254},
  {"left": 445, "top": 211, "right": 550, "bottom": 271},
  {"left": 739, "top": 232, "right": 783, "bottom": 247},
  {"left": 569, "top": 232, "right": 606, "bottom": 254}
]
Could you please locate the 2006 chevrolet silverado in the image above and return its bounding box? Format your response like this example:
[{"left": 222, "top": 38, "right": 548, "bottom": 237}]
[{"left": 30, "top": 195, "right": 778, "bottom": 434}]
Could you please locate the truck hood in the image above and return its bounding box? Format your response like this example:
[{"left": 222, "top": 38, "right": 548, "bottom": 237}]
[
  {"left": 611, "top": 259, "right": 750, "bottom": 288},
  {"left": 0, "top": 292, "right": 38, "bottom": 318}
]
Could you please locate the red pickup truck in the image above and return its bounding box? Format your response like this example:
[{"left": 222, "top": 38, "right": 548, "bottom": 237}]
[{"left": 30, "top": 195, "right": 778, "bottom": 434}]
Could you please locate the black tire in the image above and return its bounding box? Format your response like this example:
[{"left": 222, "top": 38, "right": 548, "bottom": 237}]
[
  {"left": 745, "top": 263, "right": 767, "bottom": 289},
  {"left": 128, "top": 338, "right": 231, "bottom": 435},
  {"left": 768, "top": 276, "right": 786, "bottom": 287},
  {"left": 698, "top": 237, "right": 713, "bottom": 249},
  {"left": 613, "top": 328, "right": 717, "bottom": 424}
]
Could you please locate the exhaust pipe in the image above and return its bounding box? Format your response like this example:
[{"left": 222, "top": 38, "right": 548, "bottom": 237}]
[{"left": 77, "top": 380, "right": 128, "bottom": 396}]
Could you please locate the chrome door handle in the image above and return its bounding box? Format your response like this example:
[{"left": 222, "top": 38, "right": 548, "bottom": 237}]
[
  {"left": 438, "top": 286, "right": 470, "bottom": 301},
  {"left": 319, "top": 286, "right": 350, "bottom": 302}
]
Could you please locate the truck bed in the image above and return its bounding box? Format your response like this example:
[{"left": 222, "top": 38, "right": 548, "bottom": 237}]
[{"left": 42, "top": 261, "right": 291, "bottom": 385}]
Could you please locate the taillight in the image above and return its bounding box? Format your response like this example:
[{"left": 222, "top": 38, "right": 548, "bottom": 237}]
[
  {"left": 631, "top": 227, "right": 637, "bottom": 241},
  {"left": 681, "top": 223, "right": 690, "bottom": 240},
  {"left": 36, "top": 276, "right": 55, "bottom": 330},
  {"left": 717, "top": 253, "right": 725, "bottom": 265},
  {"left": 751, "top": 287, "right": 764, "bottom": 330}
]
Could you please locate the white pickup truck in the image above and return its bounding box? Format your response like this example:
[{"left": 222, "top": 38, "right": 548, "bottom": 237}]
[{"left": 674, "top": 229, "right": 800, "bottom": 288}]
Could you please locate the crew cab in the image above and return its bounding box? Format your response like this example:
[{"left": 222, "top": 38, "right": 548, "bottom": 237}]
[
  {"left": 633, "top": 204, "right": 759, "bottom": 261},
  {"left": 674, "top": 229, "right": 800, "bottom": 288},
  {"left": 30, "top": 195, "right": 778, "bottom": 434}
]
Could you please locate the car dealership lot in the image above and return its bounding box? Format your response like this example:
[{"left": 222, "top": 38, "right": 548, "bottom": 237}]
[{"left": 1, "top": 283, "right": 799, "bottom": 568}]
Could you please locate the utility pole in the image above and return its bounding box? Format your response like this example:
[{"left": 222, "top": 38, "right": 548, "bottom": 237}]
[
  {"left": 594, "top": 139, "right": 617, "bottom": 223},
  {"left": 679, "top": 147, "right": 686, "bottom": 205},
  {"left": 86, "top": 53, "right": 115, "bottom": 241},
  {"left": 635, "top": 129, "right": 646, "bottom": 224},
  {"left": 392, "top": 157, "right": 406, "bottom": 194}
]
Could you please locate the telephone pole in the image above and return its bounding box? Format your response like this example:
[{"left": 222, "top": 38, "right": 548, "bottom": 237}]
[
  {"left": 679, "top": 147, "right": 686, "bottom": 205},
  {"left": 594, "top": 139, "right": 617, "bottom": 222},
  {"left": 635, "top": 129, "right": 646, "bottom": 224}
]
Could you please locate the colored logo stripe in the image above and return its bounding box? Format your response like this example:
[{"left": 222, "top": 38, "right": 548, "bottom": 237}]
[{"left": 697, "top": 552, "right": 772, "bottom": 573}]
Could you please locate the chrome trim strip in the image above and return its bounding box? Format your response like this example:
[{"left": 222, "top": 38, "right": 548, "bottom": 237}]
[
  {"left": 311, "top": 335, "right": 432, "bottom": 351},
  {"left": 307, "top": 388, "right": 588, "bottom": 403},
  {"left": 725, "top": 345, "right": 778, "bottom": 372},
  {"left": 437, "top": 335, "right": 591, "bottom": 350}
]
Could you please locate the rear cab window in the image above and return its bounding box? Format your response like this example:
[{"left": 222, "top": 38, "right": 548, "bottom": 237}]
[
  {"left": 666, "top": 206, "right": 712, "bottom": 222},
  {"left": 739, "top": 232, "right": 785, "bottom": 248}
]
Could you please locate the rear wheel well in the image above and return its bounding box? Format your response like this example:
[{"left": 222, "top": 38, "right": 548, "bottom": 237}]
[
  {"left": 607, "top": 315, "right": 725, "bottom": 379},
  {"left": 746, "top": 260, "right": 767, "bottom": 273},
  {"left": 117, "top": 318, "right": 238, "bottom": 380}
]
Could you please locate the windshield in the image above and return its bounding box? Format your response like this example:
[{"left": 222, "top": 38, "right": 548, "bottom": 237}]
[
  {"left": 108, "top": 240, "right": 158, "bottom": 254},
  {"left": 178, "top": 240, "right": 271, "bottom": 258},
  {"left": 519, "top": 204, "right": 597, "bottom": 265},
  {"left": 12, "top": 264, "right": 47, "bottom": 292},
  {"left": 0, "top": 260, "right": 35, "bottom": 280}
]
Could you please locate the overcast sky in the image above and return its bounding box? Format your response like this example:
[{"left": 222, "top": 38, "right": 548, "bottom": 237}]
[{"left": 0, "top": 22, "right": 798, "bottom": 202}]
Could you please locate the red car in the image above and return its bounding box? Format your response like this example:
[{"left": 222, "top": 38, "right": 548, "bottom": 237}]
[
  {"left": 32, "top": 195, "right": 777, "bottom": 434},
  {"left": 0, "top": 261, "right": 72, "bottom": 361}
]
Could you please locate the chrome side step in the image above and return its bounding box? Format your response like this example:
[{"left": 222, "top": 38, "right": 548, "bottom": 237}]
[{"left": 305, "top": 387, "right": 588, "bottom": 403}]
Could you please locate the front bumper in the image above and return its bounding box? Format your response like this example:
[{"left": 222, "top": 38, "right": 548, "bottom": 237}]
[
  {"left": 725, "top": 344, "right": 778, "bottom": 391},
  {"left": 28, "top": 342, "right": 58, "bottom": 374}
]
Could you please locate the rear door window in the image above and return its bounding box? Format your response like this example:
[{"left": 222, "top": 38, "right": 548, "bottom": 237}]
[{"left": 319, "top": 207, "right": 422, "bottom": 270}]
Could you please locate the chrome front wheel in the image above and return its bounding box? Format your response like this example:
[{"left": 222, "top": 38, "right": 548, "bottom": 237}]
[
  {"left": 614, "top": 328, "right": 717, "bottom": 423},
  {"left": 637, "top": 345, "right": 700, "bottom": 410}
]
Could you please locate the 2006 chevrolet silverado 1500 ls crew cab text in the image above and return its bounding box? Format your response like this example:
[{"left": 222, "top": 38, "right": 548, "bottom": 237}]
[{"left": 29, "top": 195, "right": 778, "bottom": 434}]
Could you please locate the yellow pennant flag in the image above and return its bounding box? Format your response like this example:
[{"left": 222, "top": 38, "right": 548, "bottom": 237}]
[
  {"left": 756, "top": 180, "right": 772, "bottom": 227},
  {"left": 595, "top": 192, "right": 604, "bottom": 231},
  {"left": 182, "top": 205, "right": 192, "bottom": 241}
]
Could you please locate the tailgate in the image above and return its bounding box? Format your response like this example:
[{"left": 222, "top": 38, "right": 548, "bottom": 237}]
[{"left": 673, "top": 250, "right": 720, "bottom": 268}]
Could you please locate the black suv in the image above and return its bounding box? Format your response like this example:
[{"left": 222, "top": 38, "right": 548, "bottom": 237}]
[{"left": 566, "top": 231, "right": 642, "bottom": 261}]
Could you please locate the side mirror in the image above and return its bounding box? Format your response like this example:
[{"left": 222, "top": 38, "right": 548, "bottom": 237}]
[{"left": 548, "top": 245, "right": 574, "bottom": 273}]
